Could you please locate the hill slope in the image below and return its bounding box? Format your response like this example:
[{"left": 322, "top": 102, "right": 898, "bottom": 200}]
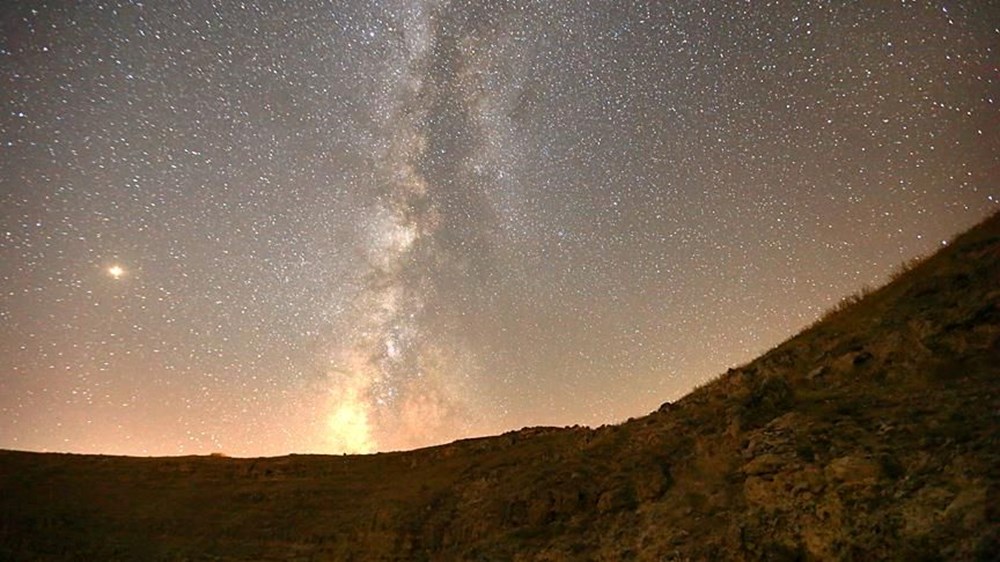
[{"left": 2, "top": 213, "right": 999, "bottom": 561}]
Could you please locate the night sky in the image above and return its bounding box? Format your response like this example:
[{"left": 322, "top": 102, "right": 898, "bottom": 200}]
[{"left": 1, "top": 1, "right": 997, "bottom": 457}]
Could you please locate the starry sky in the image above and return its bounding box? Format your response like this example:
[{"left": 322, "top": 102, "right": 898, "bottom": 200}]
[{"left": 1, "top": 1, "right": 997, "bottom": 457}]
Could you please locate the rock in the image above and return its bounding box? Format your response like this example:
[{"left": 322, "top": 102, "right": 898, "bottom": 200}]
[
  {"left": 943, "top": 486, "right": 988, "bottom": 528},
  {"left": 743, "top": 453, "right": 790, "bottom": 476},
  {"left": 901, "top": 486, "right": 955, "bottom": 536},
  {"left": 743, "top": 464, "right": 824, "bottom": 508},
  {"left": 807, "top": 365, "right": 828, "bottom": 380},
  {"left": 824, "top": 455, "right": 881, "bottom": 486},
  {"left": 742, "top": 412, "right": 802, "bottom": 459},
  {"left": 743, "top": 476, "right": 777, "bottom": 507},
  {"left": 597, "top": 483, "right": 634, "bottom": 513},
  {"left": 852, "top": 351, "right": 874, "bottom": 366},
  {"left": 634, "top": 464, "right": 672, "bottom": 501}
]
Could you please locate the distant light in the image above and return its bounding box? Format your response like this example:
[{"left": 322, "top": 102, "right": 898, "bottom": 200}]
[{"left": 108, "top": 265, "right": 125, "bottom": 279}]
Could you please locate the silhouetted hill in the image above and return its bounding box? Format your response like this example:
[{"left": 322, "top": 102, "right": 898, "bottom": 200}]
[{"left": 2, "top": 213, "right": 998, "bottom": 561}]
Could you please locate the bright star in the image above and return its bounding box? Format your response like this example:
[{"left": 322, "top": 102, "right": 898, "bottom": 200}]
[{"left": 108, "top": 265, "right": 125, "bottom": 279}]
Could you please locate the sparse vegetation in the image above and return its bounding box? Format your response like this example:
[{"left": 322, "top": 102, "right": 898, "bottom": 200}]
[
  {"left": 889, "top": 254, "right": 929, "bottom": 282},
  {"left": 815, "top": 283, "right": 878, "bottom": 325}
]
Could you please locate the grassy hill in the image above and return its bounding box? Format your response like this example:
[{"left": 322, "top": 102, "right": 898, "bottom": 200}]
[{"left": 2, "top": 212, "right": 998, "bottom": 561}]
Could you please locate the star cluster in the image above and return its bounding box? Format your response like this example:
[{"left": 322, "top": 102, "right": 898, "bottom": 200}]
[{"left": 1, "top": 1, "right": 997, "bottom": 456}]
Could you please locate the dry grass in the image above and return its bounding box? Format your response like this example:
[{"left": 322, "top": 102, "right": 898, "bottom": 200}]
[
  {"left": 813, "top": 283, "right": 877, "bottom": 326},
  {"left": 888, "top": 255, "right": 927, "bottom": 282}
]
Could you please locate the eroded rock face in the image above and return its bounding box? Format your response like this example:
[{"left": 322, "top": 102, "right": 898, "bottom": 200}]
[{"left": 2, "top": 214, "right": 999, "bottom": 561}]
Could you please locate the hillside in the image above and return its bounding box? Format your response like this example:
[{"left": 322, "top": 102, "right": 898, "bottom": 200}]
[{"left": 2, "top": 212, "right": 998, "bottom": 561}]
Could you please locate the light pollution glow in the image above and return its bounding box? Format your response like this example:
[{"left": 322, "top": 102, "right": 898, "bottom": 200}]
[{"left": 0, "top": 1, "right": 996, "bottom": 458}]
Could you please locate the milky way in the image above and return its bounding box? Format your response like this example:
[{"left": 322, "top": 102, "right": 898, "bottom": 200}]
[{"left": 1, "top": 1, "right": 997, "bottom": 456}]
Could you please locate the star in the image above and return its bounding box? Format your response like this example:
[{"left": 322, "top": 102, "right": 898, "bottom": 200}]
[{"left": 0, "top": 0, "right": 995, "bottom": 457}]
